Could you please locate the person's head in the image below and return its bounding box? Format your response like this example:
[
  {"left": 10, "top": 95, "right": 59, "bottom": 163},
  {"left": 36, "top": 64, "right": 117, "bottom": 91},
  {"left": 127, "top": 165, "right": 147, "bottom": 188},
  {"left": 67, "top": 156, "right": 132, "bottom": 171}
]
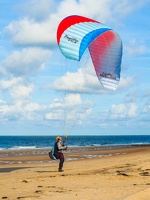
[{"left": 56, "top": 136, "right": 62, "bottom": 141}]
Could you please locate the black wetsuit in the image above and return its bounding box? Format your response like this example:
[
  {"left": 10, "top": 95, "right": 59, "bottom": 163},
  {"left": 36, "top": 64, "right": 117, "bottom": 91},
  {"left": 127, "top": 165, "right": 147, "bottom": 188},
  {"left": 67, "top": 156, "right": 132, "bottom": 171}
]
[{"left": 54, "top": 141, "right": 66, "bottom": 170}]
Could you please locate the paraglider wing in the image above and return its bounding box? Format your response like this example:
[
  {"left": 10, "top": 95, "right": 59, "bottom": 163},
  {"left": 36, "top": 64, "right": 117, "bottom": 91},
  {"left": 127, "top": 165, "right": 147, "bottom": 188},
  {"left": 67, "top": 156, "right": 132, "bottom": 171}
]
[{"left": 57, "top": 15, "right": 122, "bottom": 90}]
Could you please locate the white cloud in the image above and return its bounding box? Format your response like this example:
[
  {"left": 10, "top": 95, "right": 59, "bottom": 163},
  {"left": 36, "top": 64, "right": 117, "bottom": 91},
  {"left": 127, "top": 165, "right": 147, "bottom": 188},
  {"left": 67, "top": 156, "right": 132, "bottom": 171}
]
[
  {"left": 0, "top": 101, "right": 22, "bottom": 120},
  {"left": 118, "top": 76, "right": 134, "bottom": 88},
  {"left": 4, "top": 0, "right": 148, "bottom": 48},
  {"left": 64, "top": 94, "right": 82, "bottom": 106},
  {"left": 4, "top": 18, "right": 56, "bottom": 46},
  {"left": 124, "top": 91, "right": 137, "bottom": 103},
  {"left": 128, "top": 104, "right": 138, "bottom": 117},
  {"left": 143, "top": 105, "right": 150, "bottom": 113},
  {"left": 0, "top": 99, "right": 45, "bottom": 121},
  {"left": 24, "top": 102, "right": 43, "bottom": 112},
  {"left": 0, "top": 77, "right": 35, "bottom": 101},
  {"left": 0, "top": 99, "right": 6, "bottom": 105},
  {"left": 45, "top": 111, "right": 62, "bottom": 120},
  {"left": 0, "top": 47, "right": 51, "bottom": 76},
  {"left": 50, "top": 68, "right": 134, "bottom": 94},
  {"left": 111, "top": 104, "right": 127, "bottom": 118},
  {"left": 48, "top": 54, "right": 106, "bottom": 94},
  {"left": 57, "top": 0, "right": 147, "bottom": 23},
  {"left": 114, "top": 0, "right": 149, "bottom": 16},
  {"left": 10, "top": 84, "right": 34, "bottom": 99},
  {"left": 47, "top": 94, "right": 87, "bottom": 111},
  {"left": 50, "top": 68, "right": 101, "bottom": 94},
  {"left": 110, "top": 103, "right": 138, "bottom": 119},
  {"left": 126, "top": 39, "right": 148, "bottom": 56},
  {"left": 19, "top": 0, "right": 56, "bottom": 22},
  {"left": 0, "top": 77, "right": 23, "bottom": 90},
  {"left": 45, "top": 93, "right": 92, "bottom": 127}
]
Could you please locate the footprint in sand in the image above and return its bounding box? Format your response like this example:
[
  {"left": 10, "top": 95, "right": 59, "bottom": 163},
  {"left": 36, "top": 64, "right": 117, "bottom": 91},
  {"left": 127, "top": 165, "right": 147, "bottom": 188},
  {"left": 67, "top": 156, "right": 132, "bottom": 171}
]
[
  {"left": 139, "top": 171, "right": 149, "bottom": 176},
  {"left": 35, "top": 190, "right": 42, "bottom": 194},
  {"left": 22, "top": 180, "right": 28, "bottom": 183},
  {"left": 116, "top": 170, "right": 128, "bottom": 176},
  {"left": 47, "top": 186, "right": 56, "bottom": 188}
]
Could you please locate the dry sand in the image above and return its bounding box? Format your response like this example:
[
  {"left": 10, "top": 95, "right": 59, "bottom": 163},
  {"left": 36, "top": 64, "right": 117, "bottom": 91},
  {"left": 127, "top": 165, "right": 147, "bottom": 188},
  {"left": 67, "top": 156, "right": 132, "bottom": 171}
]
[{"left": 0, "top": 145, "right": 150, "bottom": 200}]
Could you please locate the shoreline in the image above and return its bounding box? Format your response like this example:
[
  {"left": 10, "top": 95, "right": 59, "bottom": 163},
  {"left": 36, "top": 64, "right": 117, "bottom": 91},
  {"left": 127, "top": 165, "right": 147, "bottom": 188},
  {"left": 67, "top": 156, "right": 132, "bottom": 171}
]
[
  {"left": 0, "top": 144, "right": 149, "bottom": 166},
  {"left": 1, "top": 143, "right": 149, "bottom": 153},
  {"left": 0, "top": 143, "right": 150, "bottom": 150}
]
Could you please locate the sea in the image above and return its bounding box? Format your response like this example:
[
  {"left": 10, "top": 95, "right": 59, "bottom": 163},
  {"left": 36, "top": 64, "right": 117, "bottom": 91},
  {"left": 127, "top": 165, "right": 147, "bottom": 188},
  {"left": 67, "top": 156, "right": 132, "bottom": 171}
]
[{"left": 0, "top": 135, "right": 150, "bottom": 150}]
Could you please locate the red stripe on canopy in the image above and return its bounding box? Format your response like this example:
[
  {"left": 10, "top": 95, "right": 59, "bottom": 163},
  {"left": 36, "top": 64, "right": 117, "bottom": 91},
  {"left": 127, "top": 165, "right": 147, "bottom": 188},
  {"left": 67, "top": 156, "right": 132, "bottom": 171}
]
[{"left": 57, "top": 15, "right": 99, "bottom": 44}]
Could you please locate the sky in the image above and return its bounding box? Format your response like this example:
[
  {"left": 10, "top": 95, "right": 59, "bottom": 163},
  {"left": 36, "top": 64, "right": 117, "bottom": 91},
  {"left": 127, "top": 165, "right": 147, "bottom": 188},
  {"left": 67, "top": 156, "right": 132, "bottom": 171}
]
[{"left": 0, "top": 0, "right": 150, "bottom": 136}]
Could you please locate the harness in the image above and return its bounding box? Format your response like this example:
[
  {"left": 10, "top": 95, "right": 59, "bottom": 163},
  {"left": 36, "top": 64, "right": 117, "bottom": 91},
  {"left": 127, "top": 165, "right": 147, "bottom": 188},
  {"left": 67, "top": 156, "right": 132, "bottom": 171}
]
[{"left": 54, "top": 142, "right": 60, "bottom": 159}]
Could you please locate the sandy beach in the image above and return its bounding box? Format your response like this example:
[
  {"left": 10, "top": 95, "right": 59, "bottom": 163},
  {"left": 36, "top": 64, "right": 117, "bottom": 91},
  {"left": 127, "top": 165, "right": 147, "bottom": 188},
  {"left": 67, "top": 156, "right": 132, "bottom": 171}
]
[{"left": 0, "top": 145, "right": 150, "bottom": 200}]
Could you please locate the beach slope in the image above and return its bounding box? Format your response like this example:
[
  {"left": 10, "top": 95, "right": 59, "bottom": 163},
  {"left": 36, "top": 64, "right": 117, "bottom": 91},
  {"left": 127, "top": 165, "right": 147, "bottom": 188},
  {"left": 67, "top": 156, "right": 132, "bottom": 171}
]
[{"left": 0, "top": 146, "right": 150, "bottom": 200}]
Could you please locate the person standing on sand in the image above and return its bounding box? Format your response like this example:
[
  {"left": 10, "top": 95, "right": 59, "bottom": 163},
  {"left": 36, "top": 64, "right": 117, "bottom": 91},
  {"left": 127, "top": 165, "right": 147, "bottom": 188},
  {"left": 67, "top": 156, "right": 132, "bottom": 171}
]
[{"left": 54, "top": 136, "right": 67, "bottom": 172}]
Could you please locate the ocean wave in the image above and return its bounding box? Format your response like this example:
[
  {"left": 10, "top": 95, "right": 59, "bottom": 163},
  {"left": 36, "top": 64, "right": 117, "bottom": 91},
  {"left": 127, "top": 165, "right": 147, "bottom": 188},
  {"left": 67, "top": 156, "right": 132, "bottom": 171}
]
[
  {"left": 10, "top": 146, "right": 37, "bottom": 150},
  {"left": 0, "top": 135, "right": 150, "bottom": 150}
]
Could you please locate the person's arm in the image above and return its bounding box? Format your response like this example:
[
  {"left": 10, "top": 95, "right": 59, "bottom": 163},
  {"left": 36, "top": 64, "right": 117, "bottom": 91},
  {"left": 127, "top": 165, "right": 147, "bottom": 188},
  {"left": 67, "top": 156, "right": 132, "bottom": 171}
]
[{"left": 57, "top": 142, "right": 67, "bottom": 150}]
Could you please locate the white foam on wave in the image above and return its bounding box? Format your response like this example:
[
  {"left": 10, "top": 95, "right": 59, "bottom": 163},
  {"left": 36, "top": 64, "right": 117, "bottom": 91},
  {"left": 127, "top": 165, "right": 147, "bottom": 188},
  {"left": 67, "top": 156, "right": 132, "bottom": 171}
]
[{"left": 10, "top": 146, "right": 37, "bottom": 150}]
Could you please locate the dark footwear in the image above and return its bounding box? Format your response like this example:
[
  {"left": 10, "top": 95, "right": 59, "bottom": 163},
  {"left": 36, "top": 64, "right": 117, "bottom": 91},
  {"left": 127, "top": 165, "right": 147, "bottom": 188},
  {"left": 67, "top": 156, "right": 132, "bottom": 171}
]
[{"left": 58, "top": 169, "right": 64, "bottom": 172}]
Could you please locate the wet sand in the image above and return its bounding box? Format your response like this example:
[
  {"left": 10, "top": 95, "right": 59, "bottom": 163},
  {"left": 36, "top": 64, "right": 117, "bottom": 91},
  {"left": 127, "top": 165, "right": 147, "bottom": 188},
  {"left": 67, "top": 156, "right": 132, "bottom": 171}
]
[{"left": 0, "top": 145, "right": 150, "bottom": 200}]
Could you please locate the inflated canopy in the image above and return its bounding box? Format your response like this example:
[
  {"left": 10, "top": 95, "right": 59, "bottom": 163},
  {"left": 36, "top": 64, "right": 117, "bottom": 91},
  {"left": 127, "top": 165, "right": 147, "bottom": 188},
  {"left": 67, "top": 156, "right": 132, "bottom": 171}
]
[{"left": 57, "top": 15, "right": 122, "bottom": 90}]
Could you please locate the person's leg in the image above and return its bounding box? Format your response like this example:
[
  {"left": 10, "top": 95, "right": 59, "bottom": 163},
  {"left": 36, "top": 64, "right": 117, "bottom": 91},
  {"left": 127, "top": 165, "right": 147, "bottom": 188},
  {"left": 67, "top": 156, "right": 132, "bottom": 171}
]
[{"left": 58, "top": 153, "right": 64, "bottom": 171}]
